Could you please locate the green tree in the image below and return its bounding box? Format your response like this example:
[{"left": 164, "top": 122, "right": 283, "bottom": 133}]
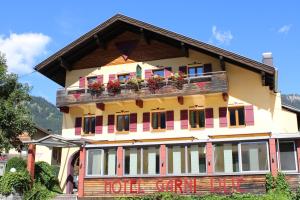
[{"left": 0, "top": 52, "right": 35, "bottom": 153}]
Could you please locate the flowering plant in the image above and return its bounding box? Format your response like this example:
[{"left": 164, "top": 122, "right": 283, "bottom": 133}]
[
  {"left": 126, "top": 76, "right": 141, "bottom": 91},
  {"left": 146, "top": 75, "right": 164, "bottom": 94},
  {"left": 171, "top": 72, "right": 186, "bottom": 90},
  {"left": 107, "top": 80, "right": 121, "bottom": 95},
  {"left": 88, "top": 81, "right": 104, "bottom": 96}
]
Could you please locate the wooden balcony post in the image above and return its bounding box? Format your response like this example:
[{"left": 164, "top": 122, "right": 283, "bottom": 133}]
[
  {"left": 160, "top": 144, "right": 167, "bottom": 175},
  {"left": 206, "top": 142, "right": 213, "bottom": 175},
  {"left": 78, "top": 146, "right": 86, "bottom": 197},
  {"left": 117, "top": 146, "right": 123, "bottom": 176},
  {"left": 269, "top": 138, "right": 278, "bottom": 176},
  {"left": 27, "top": 144, "right": 36, "bottom": 181}
]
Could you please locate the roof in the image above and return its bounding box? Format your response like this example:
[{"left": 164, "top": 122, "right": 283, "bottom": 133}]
[
  {"left": 282, "top": 104, "right": 300, "bottom": 114},
  {"left": 35, "top": 14, "right": 275, "bottom": 86}
]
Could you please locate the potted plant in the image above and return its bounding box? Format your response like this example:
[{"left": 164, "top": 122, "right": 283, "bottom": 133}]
[
  {"left": 107, "top": 80, "right": 121, "bottom": 95},
  {"left": 146, "top": 75, "right": 164, "bottom": 94},
  {"left": 126, "top": 76, "right": 141, "bottom": 91},
  {"left": 171, "top": 72, "right": 186, "bottom": 90},
  {"left": 88, "top": 81, "right": 104, "bottom": 96}
]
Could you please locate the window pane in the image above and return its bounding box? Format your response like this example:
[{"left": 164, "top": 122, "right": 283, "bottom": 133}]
[
  {"left": 107, "top": 149, "right": 116, "bottom": 175},
  {"left": 125, "top": 148, "right": 141, "bottom": 175},
  {"left": 196, "top": 67, "right": 203, "bottom": 76},
  {"left": 117, "top": 115, "right": 123, "bottom": 132},
  {"left": 87, "top": 150, "right": 102, "bottom": 175},
  {"left": 241, "top": 142, "right": 269, "bottom": 171},
  {"left": 168, "top": 147, "right": 173, "bottom": 174},
  {"left": 143, "top": 148, "right": 148, "bottom": 174},
  {"left": 199, "top": 145, "right": 206, "bottom": 173},
  {"left": 84, "top": 117, "right": 89, "bottom": 134},
  {"left": 124, "top": 149, "right": 130, "bottom": 174},
  {"left": 118, "top": 74, "right": 130, "bottom": 82},
  {"left": 170, "top": 146, "right": 185, "bottom": 174},
  {"left": 188, "top": 67, "right": 196, "bottom": 77},
  {"left": 229, "top": 109, "right": 236, "bottom": 126},
  {"left": 152, "top": 113, "right": 158, "bottom": 129},
  {"left": 238, "top": 107, "right": 245, "bottom": 125},
  {"left": 146, "top": 147, "right": 159, "bottom": 175},
  {"left": 160, "top": 112, "right": 166, "bottom": 129},
  {"left": 90, "top": 117, "right": 96, "bottom": 134},
  {"left": 124, "top": 115, "right": 129, "bottom": 131},
  {"left": 279, "top": 142, "right": 296, "bottom": 171},
  {"left": 153, "top": 70, "right": 164, "bottom": 77},
  {"left": 189, "top": 111, "right": 196, "bottom": 128},
  {"left": 87, "top": 77, "right": 97, "bottom": 84},
  {"left": 199, "top": 110, "right": 205, "bottom": 128},
  {"left": 214, "top": 143, "right": 239, "bottom": 173}
]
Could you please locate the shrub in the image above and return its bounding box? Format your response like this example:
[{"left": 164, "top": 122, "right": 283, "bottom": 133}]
[
  {"left": 265, "top": 173, "right": 275, "bottom": 192},
  {"left": 275, "top": 172, "right": 292, "bottom": 197},
  {"left": 107, "top": 80, "right": 121, "bottom": 95},
  {"left": 5, "top": 157, "right": 27, "bottom": 173},
  {"left": 0, "top": 170, "right": 31, "bottom": 195},
  {"left": 171, "top": 72, "right": 186, "bottom": 90},
  {"left": 23, "top": 183, "right": 54, "bottom": 200}
]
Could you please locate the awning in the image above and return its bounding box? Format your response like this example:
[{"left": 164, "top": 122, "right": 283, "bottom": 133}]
[{"left": 22, "top": 134, "right": 91, "bottom": 147}]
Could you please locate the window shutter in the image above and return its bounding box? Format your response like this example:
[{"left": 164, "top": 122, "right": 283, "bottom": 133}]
[
  {"left": 164, "top": 67, "right": 172, "bottom": 78},
  {"left": 143, "top": 112, "right": 150, "bottom": 131},
  {"left": 75, "top": 117, "right": 82, "bottom": 135},
  {"left": 203, "top": 64, "right": 212, "bottom": 75},
  {"left": 108, "top": 114, "right": 115, "bottom": 133},
  {"left": 205, "top": 108, "right": 214, "bottom": 128},
  {"left": 79, "top": 77, "right": 85, "bottom": 88},
  {"left": 219, "top": 107, "right": 227, "bottom": 127},
  {"left": 180, "top": 110, "right": 188, "bottom": 129},
  {"left": 178, "top": 66, "right": 187, "bottom": 75},
  {"left": 166, "top": 110, "right": 174, "bottom": 130},
  {"left": 129, "top": 72, "right": 136, "bottom": 78},
  {"left": 130, "top": 113, "right": 137, "bottom": 132},
  {"left": 145, "top": 69, "right": 153, "bottom": 79},
  {"left": 109, "top": 74, "right": 116, "bottom": 81},
  {"left": 95, "top": 116, "right": 103, "bottom": 134},
  {"left": 245, "top": 105, "right": 254, "bottom": 126},
  {"left": 97, "top": 75, "right": 103, "bottom": 84}
]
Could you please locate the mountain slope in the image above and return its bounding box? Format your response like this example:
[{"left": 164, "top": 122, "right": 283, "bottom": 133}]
[
  {"left": 281, "top": 94, "right": 300, "bottom": 109},
  {"left": 26, "top": 96, "right": 62, "bottom": 134}
]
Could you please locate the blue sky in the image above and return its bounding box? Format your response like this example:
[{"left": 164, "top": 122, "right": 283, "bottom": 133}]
[{"left": 0, "top": 0, "right": 299, "bottom": 104}]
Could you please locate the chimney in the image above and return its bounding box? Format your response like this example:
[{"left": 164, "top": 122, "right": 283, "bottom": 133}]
[{"left": 262, "top": 52, "right": 273, "bottom": 66}]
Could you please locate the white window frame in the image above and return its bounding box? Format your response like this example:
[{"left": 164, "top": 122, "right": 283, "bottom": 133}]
[
  {"left": 85, "top": 148, "right": 117, "bottom": 177},
  {"left": 166, "top": 144, "right": 206, "bottom": 176},
  {"left": 277, "top": 140, "right": 298, "bottom": 173}
]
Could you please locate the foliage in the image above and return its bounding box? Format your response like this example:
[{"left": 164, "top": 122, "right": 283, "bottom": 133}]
[
  {"left": 88, "top": 81, "right": 104, "bottom": 96},
  {"left": 127, "top": 76, "right": 141, "bottom": 91},
  {"left": 0, "top": 170, "right": 31, "bottom": 195},
  {"left": 0, "top": 52, "right": 36, "bottom": 152},
  {"left": 23, "top": 182, "right": 55, "bottom": 200},
  {"left": 26, "top": 96, "right": 62, "bottom": 134},
  {"left": 265, "top": 173, "right": 275, "bottom": 192},
  {"left": 294, "top": 185, "right": 300, "bottom": 200},
  {"left": 107, "top": 80, "right": 121, "bottom": 95},
  {"left": 34, "top": 161, "right": 61, "bottom": 192},
  {"left": 5, "top": 157, "right": 27, "bottom": 173},
  {"left": 171, "top": 72, "right": 186, "bottom": 89},
  {"left": 146, "top": 75, "right": 164, "bottom": 94},
  {"left": 274, "top": 172, "right": 292, "bottom": 197}
]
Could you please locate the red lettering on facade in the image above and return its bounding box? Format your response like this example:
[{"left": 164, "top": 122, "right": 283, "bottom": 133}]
[
  {"left": 104, "top": 181, "right": 111, "bottom": 194},
  {"left": 156, "top": 180, "right": 164, "bottom": 192},
  {"left": 175, "top": 179, "right": 183, "bottom": 193},
  {"left": 112, "top": 180, "right": 122, "bottom": 193},
  {"left": 130, "top": 179, "right": 137, "bottom": 193}
]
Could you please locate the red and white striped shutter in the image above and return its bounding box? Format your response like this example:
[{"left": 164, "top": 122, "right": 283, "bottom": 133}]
[
  {"left": 205, "top": 108, "right": 214, "bottom": 128},
  {"left": 129, "top": 113, "right": 137, "bottom": 132},
  {"left": 166, "top": 110, "right": 174, "bottom": 130},
  {"left": 109, "top": 74, "right": 116, "bottom": 81},
  {"left": 79, "top": 77, "right": 85, "bottom": 88},
  {"left": 75, "top": 117, "right": 82, "bottom": 135},
  {"left": 108, "top": 114, "right": 115, "bottom": 133},
  {"left": 95, "top": 116, "right": 103, "bottom": 134},
  {"left": 219, "top": 107, "right": 227, "bottom": 127},
  {"left": 143, "top": 112, "right": 150, "bottom": 131},
  {"left": 180, "top": 110, "right": 188, "bottom": 129},
  {"left": 144, "top": 70, "right": 153, "bottom": 79},
  {"left": 245, "top": 105, "right": 255, "bottom": 126},
  {"left": 97, "top": 75, "right": 103, "bottom": 84}
]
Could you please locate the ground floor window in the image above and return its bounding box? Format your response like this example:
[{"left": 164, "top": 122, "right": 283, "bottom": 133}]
[
  {"left": 124, "top": 146, "right": 160, "bottom": 176},
  {"left": 213, "top": 141, "right": 269, "bottom": 173},
  {"left": 86, "top": 148, "right": 117, "bottom": 176},
  {"left": 167, "top": 144, "right": 206, "bottom": 175},
  {"left": 278, "top": 141, "right": 297, "bottom": 172}
]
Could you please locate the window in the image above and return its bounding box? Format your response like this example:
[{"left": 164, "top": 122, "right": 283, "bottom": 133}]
[
  {"left": 214, "top": 143, "right": 239, "bottom": 173},
  {"left": 87, "top": 76, "right": 97, "bottom": 85},
  {"left": 278, "top": 141, "right": 297, "bottom": 171},
  {"left": 241, "top": 142, "right": 269, "bottom": 172},
  {"left": 83, "top": 117, "right": 96, "bottom": 134},
  {"left": 152, "top": 69, "right": 164, "bottom": 77},
  {"left": 189, "top": 110, "right": 205, "bottom": 128},
  {"left": 52, "top": 147, "right": 62, "bottom": 165},
  {"left": 151, "top": 112, "right": 166, "bottom": 130},
  {"left": 188, "top": 66, "right": 203, "bottom": 77},
  {"left": 118, "top": 74, "right": 130, "bottom": 82},
  {"left": 229, "top": 107, "right": 245, "bottom": 126},
  {"left": 116, "top": 114, "right": 130, "bottom": 132},
  {"left": 124, "top": 146, "right": 160, "bottom": 175},
  {"left": 86, "top": 149, "right": 117, "bottom": 176},
  {"left": 167, "top": 144, "right": 206, "bottom": 175}
]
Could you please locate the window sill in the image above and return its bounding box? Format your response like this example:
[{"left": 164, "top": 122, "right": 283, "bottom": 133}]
[
  {"left": 81, "top": 134, "right": 95, "bottom": 136},
  {"left": 115, "top": 131, "right": 129, "bottom": 134},
  {"left": 228, "top": 125, "right": 246, "bottom": 128},
  {"left": 190, "top": 127, "right": 205, "bottom": 131},
  {"left": 151, "top": 129, "right": 166, "bottom": 133}
]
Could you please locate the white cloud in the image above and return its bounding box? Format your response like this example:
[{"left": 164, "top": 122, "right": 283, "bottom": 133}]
[
  {"left": 0, "top": 32, "right": 51, "bottom": 75},
  {"left": 278, "top": 25, "right": 292, "bottom": 34},
  {"left": 211, "top": 25, "right": 233, "bottom": 45}
]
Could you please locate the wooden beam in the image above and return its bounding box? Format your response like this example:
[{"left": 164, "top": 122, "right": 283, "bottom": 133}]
[
  {"left": 59, "top": 106, "right": 69, "bottom": 113},
  {"left": 93, "top": 34, "right": 107, "bottom": 49},
  {"left": 219, "top": 56, "right": 225, "bottom": 71},
  {"left": 140, "top": 28, "right": 151, "bottom": 44},
  {"left": 177, "top": 96, "right": 184, "bottom": 105},
  {"left": 96, "top": 103, "right": 105, "bottom": 111},
  {"left": 222, "top": 92, "right": 229, "bottom": 102},
  {"left": 261, "top": 71, "right": 266, "bottom": 86},
  {"left": 135, "top": 99, "right": 143, "bottom": 108},
  {"left": 59, "top": 57, "right": 72, "bottom": 71},
  {"left": 181, "top": 42, "right": 189, "bottom": 57}
]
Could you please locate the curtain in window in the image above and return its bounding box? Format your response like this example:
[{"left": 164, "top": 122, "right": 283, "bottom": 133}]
[
  {"left": 279, "top": 142, "right": 296, "bottom": 171},
  {"left": 130, "top": 148, "right": 138, "bottom": 175},
  {"left": 148, "top": 147, "right": 157, "bottom": 175},
  {"left": 88, "top": 150, "right": 102, "bottom": 175},
  {"left": 108, "top": 149, "right": 116, "bottom": 175},
  {"left": 224, "top": 144, "right": 233, "bottom": 173},
  {"left": 190, "top": 145, "right": 199, "bottom": 174},
  {"left": 241, "top": 142, "right": 268, "bottom": 171},
  {"left": 173, "top": 146, "right": 182, "bottom": 174}
]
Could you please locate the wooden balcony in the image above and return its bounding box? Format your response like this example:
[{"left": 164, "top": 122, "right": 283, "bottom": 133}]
[{"left": 56, "top": 71, "right": 228, "bottom": 107}]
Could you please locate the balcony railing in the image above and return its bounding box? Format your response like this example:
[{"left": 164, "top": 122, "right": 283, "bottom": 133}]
[{"left": 56, "top": 71, "right": 228, "bottom": 107}]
